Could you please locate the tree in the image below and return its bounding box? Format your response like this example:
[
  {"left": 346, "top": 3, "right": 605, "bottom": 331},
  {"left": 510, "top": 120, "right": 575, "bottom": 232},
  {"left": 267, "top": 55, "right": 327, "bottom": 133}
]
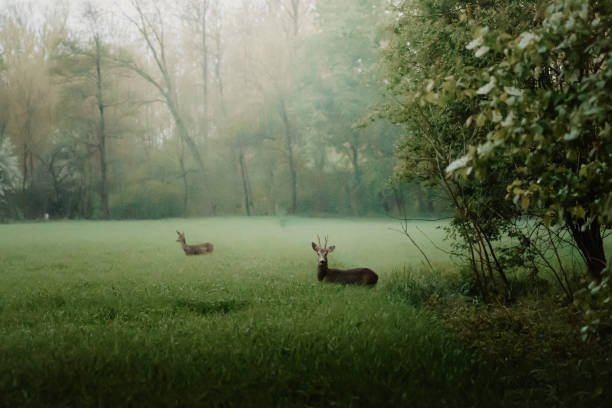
[
  {"left": 35, "top": 130, "right": 87, "bottom": 218},
  {"left": 85, "top": 3, "right": 112, "bottom": 219},
  {"left": 447, "top": 0, "right": 612, "bottom": 282},
  {"left": 0, "top": 137, "right": 21, "bottom": 203},
  {"left": 50, "top": 2, "right": 123, "bottom": 219},
  {"left": 379, "top": 0, "right": 538, "bottom": 300},
  {"left": 258, "top": 0, "right": 313, "bottom": 214},
  {"left": 181, "top": 0, "right": 211, "bottom": 145},
  {"left": 0, "top": 6, "right": 58, "bottom": 193},
  {"left": 303, "top": 0, "right": 396, "bottom": 215},
  {"left": 0, "top": 3, "right": 65, "bottom": 218},
  {"left": 117, "top": 0, "right": 213, "bottom": 213}
]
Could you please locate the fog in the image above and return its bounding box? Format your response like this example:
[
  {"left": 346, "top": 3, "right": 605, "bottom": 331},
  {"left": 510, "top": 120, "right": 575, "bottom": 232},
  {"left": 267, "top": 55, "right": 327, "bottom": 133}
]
[{"left": 0, "top": 0, "right": 442, "bottom": 220}]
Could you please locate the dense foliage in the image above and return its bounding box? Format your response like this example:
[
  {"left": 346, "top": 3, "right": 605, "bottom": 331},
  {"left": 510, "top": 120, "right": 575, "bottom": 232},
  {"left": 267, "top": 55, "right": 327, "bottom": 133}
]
[
  {"left": 378, "top": 0, "right": 540, "bottom": 301},
  {"left": 381, "top": 0, "right": 611, "bottom": 306},
  {"left": 447, "top": 0, "right": 612, "bottom": 281}
]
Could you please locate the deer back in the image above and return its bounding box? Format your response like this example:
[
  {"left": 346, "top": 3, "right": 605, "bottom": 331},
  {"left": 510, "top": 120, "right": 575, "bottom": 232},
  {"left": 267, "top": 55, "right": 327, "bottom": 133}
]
[
  {"left": 177, "top": 231, "right": 214, "bottom": 255},
  {"left": 183, "top": 242, "right": 214, "bottom": 255},
  {"left": 320, "top": 266, "right": 379, "bottom": 286}
]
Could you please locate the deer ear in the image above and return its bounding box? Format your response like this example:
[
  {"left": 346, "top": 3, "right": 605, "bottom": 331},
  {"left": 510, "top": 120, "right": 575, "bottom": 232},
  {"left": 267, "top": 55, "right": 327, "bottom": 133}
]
[
  {"left": 176, "top": 231, "right": 180, "bottom": 235},
  {"left": 311, "top": 242, "right": 318, "bottom": 251},
  {"left": 328, "top": 245, "right": 336, "bottom": 252}
]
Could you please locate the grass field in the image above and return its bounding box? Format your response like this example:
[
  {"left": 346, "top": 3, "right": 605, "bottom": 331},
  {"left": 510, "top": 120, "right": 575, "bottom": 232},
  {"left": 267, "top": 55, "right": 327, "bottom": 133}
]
[
  {"left": 8, "top": 217, "right": 611, "bottom": 407},
  {"left": 0, "top": 217, "right": 496, "bottom": 407},
  {"left": 2, "top": 217, "right": 610, "bottom": 407}
]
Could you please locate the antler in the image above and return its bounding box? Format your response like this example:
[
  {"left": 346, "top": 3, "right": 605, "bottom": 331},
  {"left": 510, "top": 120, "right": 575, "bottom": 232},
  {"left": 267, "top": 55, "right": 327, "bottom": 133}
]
[{"left": 316, "top": 234, "right": 329, "bottom": 249}]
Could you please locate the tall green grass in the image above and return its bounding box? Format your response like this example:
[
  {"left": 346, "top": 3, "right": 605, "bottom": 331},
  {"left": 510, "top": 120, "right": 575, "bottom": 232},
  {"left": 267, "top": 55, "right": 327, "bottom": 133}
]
[{"left": 0, "top": 218, "right": 487, "bottom": 407}]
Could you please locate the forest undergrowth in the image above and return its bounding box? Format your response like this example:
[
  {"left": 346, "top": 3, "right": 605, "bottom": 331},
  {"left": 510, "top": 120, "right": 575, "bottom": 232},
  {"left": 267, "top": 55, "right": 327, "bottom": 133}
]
[{"left": 389, "top": 267, "right": 612, "bottom": 407}]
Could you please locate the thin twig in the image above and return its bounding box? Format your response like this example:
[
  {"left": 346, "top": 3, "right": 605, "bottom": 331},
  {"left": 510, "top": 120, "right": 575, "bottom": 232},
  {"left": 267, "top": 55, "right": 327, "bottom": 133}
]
[
  {"left": 414, "top": 225, "right": 462, "bottom": 258},
  {"left": 390, "top": 221, "right": 435, "bottom": 273},
  {"left": 386, "top": 213, "right": 453, "bottom": 222}
]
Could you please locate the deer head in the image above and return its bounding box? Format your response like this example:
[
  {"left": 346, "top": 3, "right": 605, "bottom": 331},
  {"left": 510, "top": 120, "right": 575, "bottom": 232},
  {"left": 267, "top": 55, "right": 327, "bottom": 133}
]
[
  {"left": 311, "top": 235, "right": 336, "bottom": 266},
  {"left": 176, "top": 231, "right": 186, "bottom": 243}
]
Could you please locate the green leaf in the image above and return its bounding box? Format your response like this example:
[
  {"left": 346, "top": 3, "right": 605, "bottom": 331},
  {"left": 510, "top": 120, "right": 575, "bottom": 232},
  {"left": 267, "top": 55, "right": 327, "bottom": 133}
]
[
  {"left": 521, "top": 195, "right": 530, "bottom": 210},
  {"left": 477, "top": 76, "right": 496, "bottom": 95},
  {"left": 476, "top": 113, "right": 487, "bottom": 127},
  {"left": 501, "top": 112, "right": 515, "bottom": 127},
  {"left": 466, "top": 36, "right": 483, "bottom": 50},
  {"left": 446, "top": 156, "right": 470, "bottom": 174},
  {"left": 563, "top": 129, "right": 579, "bottom": 141},
  {"left": 492, "top": 110, "right": 502, "bottom": 123},
  {"left": 503, "top": 86, "right": 523, "bottom": 96},
  {"left": 475, "top": 46, "right": 490, "bottom": 57},
  {"left": 572, "top": 205, "right": 586, "bottom": 219},
  {"left": 517, "top": 32, "right": 537, "bottom": 49}
]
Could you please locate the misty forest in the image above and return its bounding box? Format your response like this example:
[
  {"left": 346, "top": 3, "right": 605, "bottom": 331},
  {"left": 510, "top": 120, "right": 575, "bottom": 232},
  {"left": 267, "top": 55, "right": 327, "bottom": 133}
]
[{"left": 1, "top": 0, "right": 611, "bottom": 406}]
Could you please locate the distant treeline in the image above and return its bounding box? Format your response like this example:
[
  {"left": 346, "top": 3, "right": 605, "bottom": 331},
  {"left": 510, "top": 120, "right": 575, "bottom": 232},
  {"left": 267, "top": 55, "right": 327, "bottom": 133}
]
[{"left": 0, "top": 0, "right": 451, "bottom": 221}]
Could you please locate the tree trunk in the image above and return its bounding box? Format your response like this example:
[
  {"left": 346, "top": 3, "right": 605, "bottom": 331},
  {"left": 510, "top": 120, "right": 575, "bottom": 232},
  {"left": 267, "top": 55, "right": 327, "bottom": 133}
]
[
  {"left": 174, "top": 105, "right": 216, "bottom": 216},
  {"left": 22, "top": 143, "right": 28, "bottom": 192},
  {"left": 167, "top": 98, "right": 214, "bottom": 215},
  {"left": 178, "top": 139, "right": 189, "bottom": 217},
  {"left": 268, "top": 168, "right": 276, "bottom": 215},
  {"left": 392, "top": 185, "right": 405, "bottom": 214},
  {"left": 95, "top": 35, "right": 110, "bottom": 219},
  {"left": 279, "top": 98, "right": 297, "bottom": 214},
  {"left": 290, "top": 0, "right": 300, "bottom": 37},
  {"left": 166, "top": 99, "right": 205, "bottom": 175},
  {"left": 238, "top": 147, "right": 251, "bottom": 216},
  {"left": 200, "top": 0, "right": 209, "bottom": 145},
  {"left": 214, "top": 36, "right": 226, "bottom": 115},
  {"left": 22, "top": 111, "right": 33, "bottom": 192},
  {"left": 349, "top": 135, "right": 360, "bottom": 216},
  {"left": 568, "top": 218, "right": 607, "bottom": 282}
]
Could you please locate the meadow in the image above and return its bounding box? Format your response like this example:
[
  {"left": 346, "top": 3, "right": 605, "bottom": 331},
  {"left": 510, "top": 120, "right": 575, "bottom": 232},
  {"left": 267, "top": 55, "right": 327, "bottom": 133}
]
[
  {"left": 1, "top": 218, "right": 608, "bottom": 407},
  {"left": 0, "top": 217, "right": 479, "bottom": 407}
]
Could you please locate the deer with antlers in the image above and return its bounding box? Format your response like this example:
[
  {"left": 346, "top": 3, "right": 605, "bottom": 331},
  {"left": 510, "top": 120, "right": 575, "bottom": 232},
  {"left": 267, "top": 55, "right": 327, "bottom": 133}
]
[
  {"left": 311, "top": 235, "right": 378, "bottom": 286},
  {"left": 176, "top": 231, "right": 214, "bottom": 255}
]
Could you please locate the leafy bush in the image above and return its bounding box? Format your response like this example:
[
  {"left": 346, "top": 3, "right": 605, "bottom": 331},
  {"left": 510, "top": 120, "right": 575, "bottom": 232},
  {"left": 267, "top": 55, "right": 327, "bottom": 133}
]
[
  {"left": 574, "top": 267, "right": 612, "bottom": 340},
  {"left": 446, "top": 0, "right": 612, "bottom": 282},
  {"left": 385, "top": 267, "right": 465, "bottom": 306}
]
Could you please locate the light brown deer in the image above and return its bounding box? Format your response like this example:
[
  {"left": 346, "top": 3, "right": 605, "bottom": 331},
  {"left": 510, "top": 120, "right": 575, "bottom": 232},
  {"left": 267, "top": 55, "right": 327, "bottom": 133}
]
[
  {"left": 176, "top": 231, "right": 214, "bottom": 255},
  {"left": 311, "top": 235, "right": 378, "bottom": 286}
]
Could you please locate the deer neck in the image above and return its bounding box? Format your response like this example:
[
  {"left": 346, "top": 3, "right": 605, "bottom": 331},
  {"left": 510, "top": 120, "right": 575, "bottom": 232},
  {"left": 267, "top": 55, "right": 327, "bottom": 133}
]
[{"left": 317, "top": 263, "right": 329, "bottom": 281}]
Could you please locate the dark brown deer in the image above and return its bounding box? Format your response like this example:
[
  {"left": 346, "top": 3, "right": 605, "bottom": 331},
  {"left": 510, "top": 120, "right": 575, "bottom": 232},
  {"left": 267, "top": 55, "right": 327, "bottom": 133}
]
[
  {"left": 176, "top": 231, "right": 214, "bottom": 255},
  {"left": 311, "top": 235, "right": 378, "bottom": 286}
]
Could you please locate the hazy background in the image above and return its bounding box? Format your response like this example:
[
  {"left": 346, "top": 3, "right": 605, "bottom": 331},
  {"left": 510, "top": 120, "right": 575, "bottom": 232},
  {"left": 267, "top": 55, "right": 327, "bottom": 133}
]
[{"left": 0, "top": 0, "right": 445, "bottom": 220}]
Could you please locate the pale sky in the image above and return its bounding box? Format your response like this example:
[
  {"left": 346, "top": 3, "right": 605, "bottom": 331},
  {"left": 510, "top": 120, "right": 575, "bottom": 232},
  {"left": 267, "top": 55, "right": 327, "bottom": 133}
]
[
  {"left": 0, "top": 0, "right": 177, "bottom": 44},
  {"left": 0, "top": 0, "right": 246, "bottom": 35},
  {"left": 1, "top": 0, "right": 119, "bottom": 30}
]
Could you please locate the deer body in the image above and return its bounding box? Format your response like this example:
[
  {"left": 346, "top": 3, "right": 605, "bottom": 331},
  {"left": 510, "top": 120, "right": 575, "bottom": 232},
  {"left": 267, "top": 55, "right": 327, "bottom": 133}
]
[
  {"left": 176, "top": 231, "right": 214, "bottom": 255},
  {"left": 312, "top": 236, "right": 378, "bottom": 286},
  {"left": 317, "top": 264, "right": 378, "bottom": 285}
]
